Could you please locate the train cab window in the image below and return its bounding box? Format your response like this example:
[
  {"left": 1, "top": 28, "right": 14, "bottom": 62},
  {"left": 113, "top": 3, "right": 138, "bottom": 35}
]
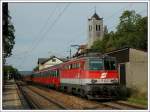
[
  {"left": 89, "top": 59, "right": 103, "bottom": 70},
  {"left": 104, "top": 60, "right": 116, "bottom": 70}
]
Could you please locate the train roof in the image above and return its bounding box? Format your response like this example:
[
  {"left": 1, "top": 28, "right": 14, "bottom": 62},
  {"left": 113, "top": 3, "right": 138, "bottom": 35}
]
[
  {"left": 33, "top": 53, "right": 116, "bottom": 73},
  {"left": 70, "top": 52, "right": 115, "bottom": 60},
  {"left": 34, "top": 63, "right": 61, "bottom": 73}
]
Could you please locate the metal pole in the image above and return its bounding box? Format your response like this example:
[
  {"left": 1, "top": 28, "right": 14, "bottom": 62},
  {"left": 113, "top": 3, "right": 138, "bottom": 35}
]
[{"left": 70, "top": 48, "right": 71, "bottom": 59}]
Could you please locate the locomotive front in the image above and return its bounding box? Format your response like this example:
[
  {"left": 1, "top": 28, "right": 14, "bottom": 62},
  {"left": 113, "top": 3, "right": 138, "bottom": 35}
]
[{"left": 82, "top": 56, "right": 121, "bottom": 99}]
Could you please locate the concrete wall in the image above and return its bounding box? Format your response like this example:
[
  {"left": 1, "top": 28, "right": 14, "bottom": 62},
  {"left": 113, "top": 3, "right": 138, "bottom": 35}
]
[{"left": 126, "top": 48, "right": 148, "bottom": 96}]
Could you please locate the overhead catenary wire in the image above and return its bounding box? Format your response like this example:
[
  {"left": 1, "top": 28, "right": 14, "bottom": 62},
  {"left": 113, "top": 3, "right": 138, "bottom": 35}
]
[
  {"left": 11, "top": 3, "right": 146, "bottom": 70},
  {"left": 16, "top": 3, "right": 71, "bottom": 70},
  {"left": 28, "top": 3, "right": 71, "bottom": 54},
  {"left": 12, "top": 3, "right": 139, "bottom": 58},
  {"left": 11, "top": 5, "right": 59, "bottom": 58},
  {"left": 16, "top": 3, "right": 131, "bottom": 57}
]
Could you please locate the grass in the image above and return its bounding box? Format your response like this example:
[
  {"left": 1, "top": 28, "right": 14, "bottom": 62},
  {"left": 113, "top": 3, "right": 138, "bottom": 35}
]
[{"left": 127, "top": 96, "right": 148, "bottom": 107}]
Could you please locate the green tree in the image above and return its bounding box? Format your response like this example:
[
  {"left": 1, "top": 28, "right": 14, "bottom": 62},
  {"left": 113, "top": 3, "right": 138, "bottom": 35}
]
[
  {"left": 116, "top": 10, "right": 142, "bottom": 49},
  {"left": 3, "top": 3, "right": 15, "bottom": 59},
  {"left": 91, "top": 10, "right": 147, "bottom": 52},
  {"left": 135, "top": 17, "right": 147, "bottom": 50},
  {"left": 117, "top": 10, "right": 141, "bottom": 33},
  {"left": 33, "top": 66, "right": 39, "bottom": 71},
  {"left": 3, "top": 65, "right": 20, "bottom": 80}
]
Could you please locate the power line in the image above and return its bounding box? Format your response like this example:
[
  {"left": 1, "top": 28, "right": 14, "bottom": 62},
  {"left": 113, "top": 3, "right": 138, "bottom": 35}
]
[
  {"left": 11, "top": 5, "right": 59, "bottom": 58},
  {"left": 17, "top": 3, "right": 71, "bottom": 70},
  {"left": 30, "top": 3, "right": 70, "bottom": 53},
  {"left": 12, "top": 4, "right": 146, "bottom": 70}
]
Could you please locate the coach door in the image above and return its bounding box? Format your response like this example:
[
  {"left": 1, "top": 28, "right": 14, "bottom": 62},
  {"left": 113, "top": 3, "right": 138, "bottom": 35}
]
[{"left": 79, "top": 61, "right": 85, "bottom": 86}]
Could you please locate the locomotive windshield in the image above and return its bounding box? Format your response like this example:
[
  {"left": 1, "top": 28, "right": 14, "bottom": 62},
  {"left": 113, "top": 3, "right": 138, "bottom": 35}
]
[
  {"left": 89, "top": 59, "right": 103, "bottom": 70},
  {"left": 89, "top": 58, "right": 116, "bottom": 70},
  {"left": 104, "top": 60, "right": 116, "bottom": 70}
]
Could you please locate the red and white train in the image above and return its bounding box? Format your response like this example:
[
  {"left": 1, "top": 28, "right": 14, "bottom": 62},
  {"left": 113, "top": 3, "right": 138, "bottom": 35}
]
[{"left": 24, "top": 53, "right": 123, "bottom": 99}]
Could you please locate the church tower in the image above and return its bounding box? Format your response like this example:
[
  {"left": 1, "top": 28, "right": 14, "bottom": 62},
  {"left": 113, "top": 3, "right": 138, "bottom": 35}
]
[{"left": 88, "top": 12, "right": 104, "bottom": 48}]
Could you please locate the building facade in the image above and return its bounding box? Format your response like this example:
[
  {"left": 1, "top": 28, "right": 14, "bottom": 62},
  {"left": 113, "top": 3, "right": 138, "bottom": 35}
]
[
  {"left": 38, "top": 56, "right": 63, "bottom": 70},
  {"left": 88, "top": 13, "right": 104, "bottom": 48},
  {"left": 105, "top": 47, "right": 148, "bottom": 96}
]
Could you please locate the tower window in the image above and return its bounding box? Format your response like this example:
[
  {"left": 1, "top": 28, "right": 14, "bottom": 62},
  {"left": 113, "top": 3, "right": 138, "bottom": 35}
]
[
  {"left": 89, "top": 25, "right": 92, "bottom": 31},
  {"left": 96, "top": 25, "right": 100, "bottom": 31}
]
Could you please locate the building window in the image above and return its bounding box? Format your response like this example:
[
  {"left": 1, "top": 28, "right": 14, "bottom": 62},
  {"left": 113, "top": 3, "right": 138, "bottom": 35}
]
[
  {"left": 96, "top": 25, "right": 100, "bottom": 31},
  {"left": 52, "top": 58, "right": 56, "bottom": 62}
]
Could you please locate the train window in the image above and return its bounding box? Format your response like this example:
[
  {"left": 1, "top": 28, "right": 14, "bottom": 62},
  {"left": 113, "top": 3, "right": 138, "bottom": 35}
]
[
  {"left": 53, "top": 71, "right": 55, "bottom": 77},
  {"left": 111, "top": 61, "right": 116, "bottom": 70},
  {"left": 64, "top": 66, "right": 66, "bottom": 70},
  {"left": 77, "top": 63, "right": 80, "bottom": 68},
  {"left": 75, "top": 63, "right": 77, "bottom": 68},
  {"left": 46, "top": 71, "right": 48, "bottom": 76},
  {"left": 52, "top": 71, "right": 54, "bottom": 76},
  {"left": 72, "top": 64, "right": 75, "bottom": 69},
  {"left": 64, "top": 65, "right": 68, "bottom": 70},
  {"left": 45, "top": 71, "right": 47, "bottom": 77},
  {"left": 54, "top": 71, "right": 56, "bottom": 77},
  {"left": 49, "top": 70, "right": 51, "bottom": 76},
  {"left": 104, "top": 60, "right": 116, "bottom": 70},
  {"left": 72, "top": 63, "right": 77, "bottom": 69},
  {"left": 57, "top": 70, "right": 59, "bottom": 77},
  {"left": 66, "top": 65, "right": 68, "bottom": 70},
  {"left": 89, "top": 59, "right": 103, "bottom": 70}
]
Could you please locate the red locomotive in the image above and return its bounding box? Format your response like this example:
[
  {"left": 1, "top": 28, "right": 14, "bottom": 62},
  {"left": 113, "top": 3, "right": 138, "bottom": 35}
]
[{"left": 25, "top": 53, "right": 123, "bottom": 99}]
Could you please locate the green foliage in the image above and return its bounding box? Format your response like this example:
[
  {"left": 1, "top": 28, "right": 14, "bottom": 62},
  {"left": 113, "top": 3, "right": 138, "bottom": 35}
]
[
  {"left": 3, "top": 4, "right": 15, "bottom": 58},
  {"left": 91, "top": 10, "right": 147, "bottom": 52},
  {"left": 3, "top": 65, "right": 20, "bottom": 79}
]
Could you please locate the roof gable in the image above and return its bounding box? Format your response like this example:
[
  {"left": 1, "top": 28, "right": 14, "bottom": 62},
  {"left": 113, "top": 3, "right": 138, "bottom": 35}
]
[
  {"left": 89, "top": 13, "right": 103, "bottom": 20},
  {"left": 38, "top": 58, "right": 48, "bottom": 64},
  {"left": 40, "top": 56, "right": 64, "bottom": 65}
]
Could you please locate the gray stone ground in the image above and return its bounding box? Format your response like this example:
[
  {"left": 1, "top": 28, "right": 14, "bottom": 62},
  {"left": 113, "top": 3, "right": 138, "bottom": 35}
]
[{"left": 2, "top": 79, "right": 29, "bottom": 110}]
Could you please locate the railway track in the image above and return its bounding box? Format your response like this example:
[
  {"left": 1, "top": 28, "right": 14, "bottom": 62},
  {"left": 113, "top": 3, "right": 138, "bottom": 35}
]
[
  {"left": 16, "top": 81, "right": 68, "bottom": 109},
  {"left": 101, "top": 101, "right": 144, "bottom": 110},
  {"left": 36, "top": 84, "right": 147, "bottom": 110},
  {"left": 16, "top": 81, "right": 147, "bottom": 110}
]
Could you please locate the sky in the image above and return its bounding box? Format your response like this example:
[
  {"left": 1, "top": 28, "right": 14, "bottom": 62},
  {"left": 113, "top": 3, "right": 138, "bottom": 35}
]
[{"left": 6, "top": 2, "right": 147, "bottom": 71}]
